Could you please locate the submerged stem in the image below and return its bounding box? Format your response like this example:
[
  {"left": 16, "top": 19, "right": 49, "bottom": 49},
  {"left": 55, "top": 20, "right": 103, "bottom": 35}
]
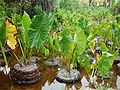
[{"left": 0, "top": 44, "right": 8, "bottom": 66}]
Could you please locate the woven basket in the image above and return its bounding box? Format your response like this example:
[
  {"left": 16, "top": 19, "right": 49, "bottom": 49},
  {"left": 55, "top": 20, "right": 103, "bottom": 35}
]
[{"left": 10, "top": 63, "right": 40, "bottom": 84}]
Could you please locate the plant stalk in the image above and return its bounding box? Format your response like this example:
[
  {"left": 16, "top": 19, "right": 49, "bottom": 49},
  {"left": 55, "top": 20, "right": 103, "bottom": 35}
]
[
  {"left": 71, "top": 46, "right": 77, "bottom": 67},
  {"left": 12, "top": 51, "right": 21, "bottom": 64},
  {"left": 0, "top": 44, "right": 8, "bottom": 66},
  {"left": 18, "top": 38, "right": 26, "bottom": 65},
  {"left": 66, "top": 58, "right": 71, "bottom": 72},
  {"left": 28, "top": 48, "right": 33, "bottom": 64}
]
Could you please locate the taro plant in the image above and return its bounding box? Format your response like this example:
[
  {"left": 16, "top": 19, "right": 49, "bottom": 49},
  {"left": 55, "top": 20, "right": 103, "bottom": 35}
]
[
  {"left": 59, "top": 29, "right": 74, "bottom": 71},
  {"left": 57, "top": 12, "right": 88, "bottom": 71},
  {"left": 0, "top": 5, "right": 19, "bottom": 74},
  {"left": 0, "top": 18, "right": 18, "bottom": 74},
  {"left": 56, "top": 12, "right": 88, "bottom": 83},
  {"left": 79, "top": 16, "right": 118, "bottom": 82},
  {"left": 87, "top": 36, "right": 118, "bottom": 84},
  {"left": 43, "top": 12, "right": 62, "bottom": 66},
  {"left": 17, "top": 11, "right": 51, "bottom": 65},
  {"left": 8, "top": 11, "right": 51, "bottom": 84},
  {"left": 112, "top": 15, "right": 120, "bottom": 52},
  {"left": 43, "top": 30, "right": 60, "bottom": 65},
  {"left": 0, "top": 11, "right": 51, "bottom": 66}
]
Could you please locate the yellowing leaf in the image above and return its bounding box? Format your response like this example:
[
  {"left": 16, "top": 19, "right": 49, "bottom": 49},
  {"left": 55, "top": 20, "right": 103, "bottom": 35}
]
[
  {"left": 7, "top": 38, "right": 17, "bottom": 50},
  {"left": 5, "top": 18, "right": 17, "bottom": 50}
]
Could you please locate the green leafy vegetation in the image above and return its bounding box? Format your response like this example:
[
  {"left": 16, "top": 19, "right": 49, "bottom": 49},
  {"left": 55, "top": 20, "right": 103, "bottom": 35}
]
[
  {"left": 98, "top": 52, "right": 116, "bottom": 76},
  {"left": 29, "top": 14, "right": 50, "bottom": 49},
  {"left": 0, "top": 0, "right": 120, "bottom": 88}
]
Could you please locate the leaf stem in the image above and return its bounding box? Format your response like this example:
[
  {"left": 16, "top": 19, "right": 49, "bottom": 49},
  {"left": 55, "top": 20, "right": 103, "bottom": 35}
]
[
  {"left": 12, "top": 51, "right": 21, "bottom": 64},
  {"left": 18, "top": 38, "right": 26, "bottom": 65},
  {"left": 71, "top": 46, "right": 76, "bottom": 66},
  {"left": 0, "top": 44, "right": 8, "bottom": 66},
  {"left": 28, "top": 48, "right": 33, "bottom": 64},
  {"left": 66, "top": 58, "right": 71, "bottom": 72}
]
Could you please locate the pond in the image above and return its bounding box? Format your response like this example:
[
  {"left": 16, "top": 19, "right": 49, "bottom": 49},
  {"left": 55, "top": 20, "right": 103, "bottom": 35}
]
[{"left": 0, "top": 57, "right": 119, "bottom": 90}]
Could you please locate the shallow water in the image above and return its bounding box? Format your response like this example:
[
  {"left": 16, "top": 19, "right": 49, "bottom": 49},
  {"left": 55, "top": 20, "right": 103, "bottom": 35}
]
[
  {"left": 0, "top": 52, "right": 119, "bottom": 90},
  {"left": 0, "top": 64, "right": 119, "bottom": 90}
]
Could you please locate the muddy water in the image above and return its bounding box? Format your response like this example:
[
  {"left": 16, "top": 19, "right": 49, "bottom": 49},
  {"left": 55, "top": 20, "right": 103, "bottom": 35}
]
[{"left": 0, "top": 53, "right": 119, "bottom": 90}]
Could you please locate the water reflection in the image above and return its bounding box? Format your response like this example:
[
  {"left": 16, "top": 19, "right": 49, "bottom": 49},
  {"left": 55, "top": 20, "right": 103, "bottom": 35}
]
[
  {"left": 116, "top": 75, "right": 120, "bottom": 90},
  {"left": 0, "top": 72, "right": 11, "bottom": 90},
  {"left": 42, "top": 80, "right": 66, "bottom": 90},
  {"left": 42, "top": 77, "right": 90, "bottom": 90}
]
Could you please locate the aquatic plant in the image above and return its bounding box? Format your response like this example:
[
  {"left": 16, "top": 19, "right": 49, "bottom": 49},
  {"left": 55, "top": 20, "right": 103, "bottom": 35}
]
[
  {"left": 17, "top": 11, "right": 51, "bottom": 65},
  {"left": 0, "top": 18, "right": 17, "bottom": 74}
]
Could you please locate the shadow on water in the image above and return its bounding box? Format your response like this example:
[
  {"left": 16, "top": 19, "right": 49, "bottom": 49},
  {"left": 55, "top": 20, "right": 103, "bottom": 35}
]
[{"left": 0, "top": 50, "right": 120, "bottom": 90}]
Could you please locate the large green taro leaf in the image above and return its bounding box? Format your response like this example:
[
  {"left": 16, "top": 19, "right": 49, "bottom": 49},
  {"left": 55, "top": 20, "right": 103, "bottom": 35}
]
[
  {"left": 98, "top": 52, "right": 115, "bottom": 77},
  {"left": 28, "top": 14, "right": 50, "bottom": 49},
  {"left": 72, "top": 29, "right": 87, "bottom": 67},
  {"left": 74, "top": 29, "right": 87, "bottom": 55},
  {"left": 21, "top": 11, "right": 31, "bottom": 47},
  {"left": 59, "top": 30, "right": 74, "bottom": 60}
]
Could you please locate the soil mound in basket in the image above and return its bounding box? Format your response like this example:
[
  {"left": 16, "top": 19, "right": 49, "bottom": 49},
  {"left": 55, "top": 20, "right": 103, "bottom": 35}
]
[
  {"left": 56, "top": 69, "right": 80, "bottom": 83},
  {"left": 11, "top": 64, "right": 40, "bottom": 85}
]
